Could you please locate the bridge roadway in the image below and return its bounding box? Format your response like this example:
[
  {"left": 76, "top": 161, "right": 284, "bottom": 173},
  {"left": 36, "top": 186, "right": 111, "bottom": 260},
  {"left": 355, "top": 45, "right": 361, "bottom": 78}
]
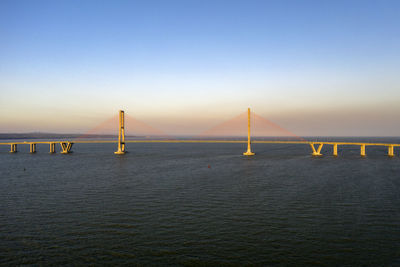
[{"left": 0, "top": 140, "right": 399, "bottom": 157}]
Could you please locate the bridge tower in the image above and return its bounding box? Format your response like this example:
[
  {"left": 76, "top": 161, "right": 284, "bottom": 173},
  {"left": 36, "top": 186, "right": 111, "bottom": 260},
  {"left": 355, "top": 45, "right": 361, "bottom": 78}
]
[
  {"left": 114, "top": 110, "right": 126, "bottom": 155},
  {"left": 243, "top": 107, "right": 255, "bottom": 156}
]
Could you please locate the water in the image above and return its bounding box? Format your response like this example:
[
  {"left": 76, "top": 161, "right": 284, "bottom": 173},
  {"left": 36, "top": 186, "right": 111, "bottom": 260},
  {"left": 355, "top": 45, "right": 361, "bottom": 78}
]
[{"left": 1, "top": 140, "right": 400, "bottom": 265}]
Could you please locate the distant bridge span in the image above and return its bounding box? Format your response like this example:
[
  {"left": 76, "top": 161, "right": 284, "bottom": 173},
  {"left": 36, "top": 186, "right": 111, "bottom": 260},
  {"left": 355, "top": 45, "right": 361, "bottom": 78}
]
[{"left": 0, "top": 109, "right": 398, "bottom": 157}]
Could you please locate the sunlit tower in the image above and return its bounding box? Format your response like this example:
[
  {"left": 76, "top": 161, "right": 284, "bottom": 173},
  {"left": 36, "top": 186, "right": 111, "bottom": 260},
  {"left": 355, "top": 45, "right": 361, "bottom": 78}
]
[
  {"left": 114, "top": 110, "right": 126, "bottom": 154},
  {"left": 243, "top": 107, "right": 255, "bottom": 156}
]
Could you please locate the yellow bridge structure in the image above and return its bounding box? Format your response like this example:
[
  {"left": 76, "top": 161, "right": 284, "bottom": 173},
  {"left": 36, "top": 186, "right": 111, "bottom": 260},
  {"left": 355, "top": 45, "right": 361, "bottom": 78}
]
[{"left": 0, "top": 109, "right": 399, "bottom": 157}]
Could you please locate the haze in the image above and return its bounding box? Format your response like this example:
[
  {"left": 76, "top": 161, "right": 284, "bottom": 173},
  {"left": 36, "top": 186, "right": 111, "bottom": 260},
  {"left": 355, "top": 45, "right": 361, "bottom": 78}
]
[{"left": 1, "top": 0, "right": 399, "bottom": 136}]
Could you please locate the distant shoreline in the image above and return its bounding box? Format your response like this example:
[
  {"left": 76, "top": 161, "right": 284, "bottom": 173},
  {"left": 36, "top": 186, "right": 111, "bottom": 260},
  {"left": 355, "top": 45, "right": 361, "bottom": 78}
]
[
  {"left": 0, "top": 133, "right": 398, "bottom": 141},
  {"left": 0, "top": 133, "right": 136, "bottom": 140}
]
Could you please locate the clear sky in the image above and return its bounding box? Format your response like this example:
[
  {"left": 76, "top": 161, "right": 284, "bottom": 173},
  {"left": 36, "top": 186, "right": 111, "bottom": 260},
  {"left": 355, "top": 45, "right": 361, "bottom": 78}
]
[{"left": 1, "top": 0, "right": 399, "bottom": 136}]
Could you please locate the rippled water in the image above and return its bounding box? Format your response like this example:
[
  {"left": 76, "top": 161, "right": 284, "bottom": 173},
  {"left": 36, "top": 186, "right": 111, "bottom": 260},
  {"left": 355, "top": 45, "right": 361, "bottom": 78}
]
[{"left": 1, "top": 140, "right": 400, "bottom": 265}]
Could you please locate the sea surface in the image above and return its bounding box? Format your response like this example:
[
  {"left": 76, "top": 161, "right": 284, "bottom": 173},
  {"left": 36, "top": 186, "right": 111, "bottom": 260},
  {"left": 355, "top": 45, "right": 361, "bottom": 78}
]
[{"left": 1, "top": 138, "right": 400, "bottom": 266}]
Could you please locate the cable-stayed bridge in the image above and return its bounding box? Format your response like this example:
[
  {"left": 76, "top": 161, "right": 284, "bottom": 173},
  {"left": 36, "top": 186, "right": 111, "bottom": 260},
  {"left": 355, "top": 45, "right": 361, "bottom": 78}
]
[{"left": 1, "top": 109, "right": 399, "bottom": 157}]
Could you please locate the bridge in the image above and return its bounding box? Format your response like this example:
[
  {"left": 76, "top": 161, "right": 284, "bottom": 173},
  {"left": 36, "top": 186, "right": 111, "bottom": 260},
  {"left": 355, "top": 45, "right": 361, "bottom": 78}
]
[{"left": 0, "top": 109, "right": 399, "bottom": 157}]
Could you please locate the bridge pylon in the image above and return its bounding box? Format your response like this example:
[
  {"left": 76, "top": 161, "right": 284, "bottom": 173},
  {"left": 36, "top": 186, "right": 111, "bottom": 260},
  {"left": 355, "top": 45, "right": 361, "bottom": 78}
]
[
  {"left": 115, "top": 110, "right": 126, "bottom": 155},
  {"left": 243, "top": 107, "right": 255, "bottom": 156}
]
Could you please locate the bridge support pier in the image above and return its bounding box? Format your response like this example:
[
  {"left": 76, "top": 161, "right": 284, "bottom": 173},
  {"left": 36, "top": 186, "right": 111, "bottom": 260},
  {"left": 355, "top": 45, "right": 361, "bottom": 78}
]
[
  {"left": 243, "top": 108, "right": 255, "bottom": 156},
  {"left": 360, "top": 144, "right": 366, "bottom": 157},
  {"left": 49, "top": 143, "right": 56, "bottom": 153},
  {"left": 115, "top": 110, "right": 126, "bottom": 155},
  {"left": 9, "top": 144, "right": 17, "bottom": 153},
  {"left": 388, "top": 145, "right": 394, "bottom": 157},
  {"left": 30, "top": 143, "right": 36, "bottom": 153},
  {"left": 60, "top": 142, "right": 73, "bottom": 154},
  {"left": 310, "top": 143, "right": 323, "bottom": 156},
  {"left": 333, "top": 144, "right": 338, "bottom": 156}
]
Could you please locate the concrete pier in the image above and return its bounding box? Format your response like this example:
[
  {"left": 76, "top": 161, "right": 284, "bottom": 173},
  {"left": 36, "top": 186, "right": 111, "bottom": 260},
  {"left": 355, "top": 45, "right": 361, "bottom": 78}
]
[
  {"left": 310, "top": 143, "right": 323, "bottom": 156},
  {"left": 60, "top": 142, "right": 73, "bottom": 154},
  {"left": 29, "top": 143, "right": 36, "bottom": 153},
  {"left": 333, "top": 144, "right": 338, "bottom": 156},
  {"left": 49, "top": 143, "right": 56, "bottom": 153},
  {"left": 360, "top": 144, "right": 366, "bottom": 157},
  {"left": 388, "top": 145, "right": 394, "bottom": 157},
  {"left": 9, "top": 144, "right": 17, "bottom": 153}
]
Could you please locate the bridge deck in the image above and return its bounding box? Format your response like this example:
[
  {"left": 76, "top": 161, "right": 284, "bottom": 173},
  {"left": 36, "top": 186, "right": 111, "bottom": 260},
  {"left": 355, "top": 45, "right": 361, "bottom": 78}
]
[{"left": 0, "top": 140, "right": 399, "bottom": 146}]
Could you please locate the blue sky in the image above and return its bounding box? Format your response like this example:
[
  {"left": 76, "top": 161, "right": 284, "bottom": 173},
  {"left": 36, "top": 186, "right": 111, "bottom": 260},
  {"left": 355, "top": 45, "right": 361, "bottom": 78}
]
[{"left": 0, "top": 0, "right": 399, "bottom": 135}]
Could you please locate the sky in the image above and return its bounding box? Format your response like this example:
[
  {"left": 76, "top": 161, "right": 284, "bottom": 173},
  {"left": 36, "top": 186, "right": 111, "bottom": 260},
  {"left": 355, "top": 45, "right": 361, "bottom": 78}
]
[{"left": 0, "top": 0, "right": 399, "bottom": 136}]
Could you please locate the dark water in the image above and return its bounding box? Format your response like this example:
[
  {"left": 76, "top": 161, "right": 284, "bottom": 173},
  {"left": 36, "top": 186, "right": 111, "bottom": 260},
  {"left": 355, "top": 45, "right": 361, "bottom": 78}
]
[{"left": 1, "top": 139, "right": 400, "bottom": 266}]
